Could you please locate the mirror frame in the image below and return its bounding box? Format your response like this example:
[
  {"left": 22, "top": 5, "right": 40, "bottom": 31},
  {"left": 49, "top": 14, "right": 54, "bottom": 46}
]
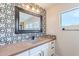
[{"left": 15, "top": 6, "right": 43, "bottom": 34}]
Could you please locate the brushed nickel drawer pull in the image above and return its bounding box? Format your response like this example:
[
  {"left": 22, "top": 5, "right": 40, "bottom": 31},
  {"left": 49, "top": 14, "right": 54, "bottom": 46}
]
[
  {"left": 51, "top": 53, "right": 54, "bottom": 56},
  {"left": 51, "top": 42, "right": 54, "bottom": 44},
  {"left": 39, "top": 53, "right": 41, "bottom": 56},
  {"left": 51, "top": 47, "right": 54, "bottom": 49},
  {"left": 41, "top": 51, "right": 44, "bottom": 56}
]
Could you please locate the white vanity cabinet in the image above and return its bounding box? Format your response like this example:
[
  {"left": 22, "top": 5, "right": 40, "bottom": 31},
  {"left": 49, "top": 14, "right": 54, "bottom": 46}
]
[
  {"left": 15, "top": 40, "right": 55, "bottom": 56},
  {"left": 30, "top": 40, "right": 55, "bottom": 56}
]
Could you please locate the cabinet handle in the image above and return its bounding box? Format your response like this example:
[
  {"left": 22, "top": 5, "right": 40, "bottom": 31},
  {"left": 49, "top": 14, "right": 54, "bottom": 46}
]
[
  {"left": 41, "top": 51, "right": 44, "bottom": 56},
  {"left": 51, "top": 47, "right": 54, "bottom": 49},
  {"left": 51, "top": 42, "right": 54, "bottom": 44},
  {"left": 51, "top": 53, "right": 54, "bottom": 56},
  {"left": 39, "top": 53, "right": 41, "bottom": 56}
]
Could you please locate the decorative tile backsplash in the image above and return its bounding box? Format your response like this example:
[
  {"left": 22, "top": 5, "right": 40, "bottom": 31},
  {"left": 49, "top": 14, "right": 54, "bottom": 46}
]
[{"left": 0, "top": 3, "right": 46, "bottom": 45}]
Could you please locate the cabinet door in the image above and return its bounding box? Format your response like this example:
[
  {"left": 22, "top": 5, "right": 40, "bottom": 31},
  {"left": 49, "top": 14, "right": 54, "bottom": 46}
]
[
  {"left": 41, "top": 48, "right": 48, "bottom": 56},
  {"left": 30, "top": 45, "right": 42, "bottom": 55},
  {"left": 15, "top": 50, "right": 29, "bottom": 56},
  {"left": 30, "top": 43, "right": 49, "bottom": 56},
  {"left": 47, "top": 41, "right": 55, "bottom": 56},
  {"left": 41, "top": 43, "right": 49, "bottom": 56}
]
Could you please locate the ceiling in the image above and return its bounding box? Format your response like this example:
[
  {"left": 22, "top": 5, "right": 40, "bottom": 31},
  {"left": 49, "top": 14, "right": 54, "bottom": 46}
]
[{"left": 36, "top": 3, "right": 56, "bottom": 10}]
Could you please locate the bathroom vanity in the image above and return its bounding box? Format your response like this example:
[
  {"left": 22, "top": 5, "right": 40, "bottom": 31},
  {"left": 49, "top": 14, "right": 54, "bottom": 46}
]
[
  {"left": 0, "top": 35, "right": 56, "bottom": 56},
  {"left": 15, "top": 39, "right": 55, "bottom": 56}
]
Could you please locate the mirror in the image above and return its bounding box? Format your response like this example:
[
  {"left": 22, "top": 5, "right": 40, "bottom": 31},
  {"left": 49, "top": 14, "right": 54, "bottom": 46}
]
[
  {"left": 19, "top": 12, "right": 41, "bottom": 30},
  {"left": 15, "top": 6, "right": 42, "bottom": 34}
]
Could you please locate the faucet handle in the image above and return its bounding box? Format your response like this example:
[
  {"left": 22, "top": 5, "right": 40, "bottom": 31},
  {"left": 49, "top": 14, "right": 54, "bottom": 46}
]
[{"left": 31, "top": 36, "right": 35, "bottom": 40}]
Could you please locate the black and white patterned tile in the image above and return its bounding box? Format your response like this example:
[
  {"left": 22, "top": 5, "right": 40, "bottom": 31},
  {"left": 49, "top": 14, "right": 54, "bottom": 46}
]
[{"left": 0, "top": 3, "right": 46, "bottom": 45}]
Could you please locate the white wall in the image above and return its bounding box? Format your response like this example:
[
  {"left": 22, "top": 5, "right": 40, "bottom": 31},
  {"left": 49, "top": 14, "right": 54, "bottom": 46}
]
[{"left": 46, "top": 3, "right": 79, "bottom": 56}]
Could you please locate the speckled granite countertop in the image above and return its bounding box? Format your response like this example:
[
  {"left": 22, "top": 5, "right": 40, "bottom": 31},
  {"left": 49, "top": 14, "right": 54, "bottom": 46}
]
[{"left": 0, "top": 35, "right": 56, "bottom": 56}]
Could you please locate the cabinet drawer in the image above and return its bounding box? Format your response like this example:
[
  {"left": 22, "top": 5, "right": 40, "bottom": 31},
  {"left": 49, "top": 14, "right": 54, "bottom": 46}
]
[
  {"left": 30, "top": 45, "right": 42, "bottom": 54},
  {"left": 30, "top": 43, "right": 48, "bottom": 54}
]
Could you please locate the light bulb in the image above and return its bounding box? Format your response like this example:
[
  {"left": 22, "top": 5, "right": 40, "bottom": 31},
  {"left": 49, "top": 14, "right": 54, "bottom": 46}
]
[
  {"left": 26, "top": 5, "right": 30, "bottom": 9},
  {"left": 36, "top": 9, "right": 40, "bottom": 13},
  {"left": 32, "top": 7, "right": 35, "bottom": 11}
]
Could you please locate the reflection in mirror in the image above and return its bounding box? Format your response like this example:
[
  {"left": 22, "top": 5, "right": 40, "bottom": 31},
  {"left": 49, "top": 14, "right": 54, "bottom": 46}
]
[
  {"left": 15, "top": 6, "right": 42, "bottom": 34},
  {"left": 19, "top": 12, "right": 41, "bottom": 30}
]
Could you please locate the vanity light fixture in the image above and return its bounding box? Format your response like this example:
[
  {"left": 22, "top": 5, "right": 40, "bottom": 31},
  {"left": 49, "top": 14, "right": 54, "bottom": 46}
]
[{"left": 25, "top": 4, "right": 40, "bottom": 13}]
